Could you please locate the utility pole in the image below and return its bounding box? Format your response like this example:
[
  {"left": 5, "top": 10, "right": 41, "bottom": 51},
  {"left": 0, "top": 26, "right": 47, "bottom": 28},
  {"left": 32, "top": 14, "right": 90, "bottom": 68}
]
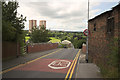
[
  {"left": 88, "top": 0, "right": 89, "bottom": 20},
  {"left": 86, "top": 0, "right": 89, "bottom": 63}
]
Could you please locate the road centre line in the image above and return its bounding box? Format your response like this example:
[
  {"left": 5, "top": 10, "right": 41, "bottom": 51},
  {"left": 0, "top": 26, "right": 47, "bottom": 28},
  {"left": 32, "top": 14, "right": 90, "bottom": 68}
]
[
  {"left": 65, "top": 49, "right": 80, "bottom": 80},
  {"left": 0, "top": 49, "right": 62, "bottom": 74},
  {"left": 69, "top": 50, "right": 80, "bottom": 80},
  {"left": 0, "top": 64, "right": 24, "bottom": 75},
  {"left": 26, "top": 49, "right": 62, "bottom": 64}
]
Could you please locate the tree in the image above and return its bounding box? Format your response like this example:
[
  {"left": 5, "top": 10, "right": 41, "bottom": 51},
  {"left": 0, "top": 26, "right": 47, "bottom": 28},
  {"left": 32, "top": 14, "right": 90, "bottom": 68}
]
[
  {"left": 2, "top": 1, "right": 26, "bottom": 42},
  {"left": 2, "top": 20, "right": 16, "bottom": 41},
  {"left": 30, "top": 26, "right": 50, "bottom": 43}
]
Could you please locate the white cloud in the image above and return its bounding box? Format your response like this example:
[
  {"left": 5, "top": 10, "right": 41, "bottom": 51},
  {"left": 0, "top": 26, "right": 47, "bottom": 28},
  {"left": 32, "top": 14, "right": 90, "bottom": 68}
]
[
  {"left": 17, "top": 0, "right": 120, "bottom": 2},
  {"left": 90, "top": 0, "right": 120, "bottom": 2},
  {"left": 17, "top": 0, "right": 107, "bottom": 31}
]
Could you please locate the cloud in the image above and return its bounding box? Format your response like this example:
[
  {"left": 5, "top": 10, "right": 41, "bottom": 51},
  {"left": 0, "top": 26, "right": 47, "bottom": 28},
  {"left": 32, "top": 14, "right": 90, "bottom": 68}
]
[{"left": 17, "top": 0, "right": 103, "bottom": 31}]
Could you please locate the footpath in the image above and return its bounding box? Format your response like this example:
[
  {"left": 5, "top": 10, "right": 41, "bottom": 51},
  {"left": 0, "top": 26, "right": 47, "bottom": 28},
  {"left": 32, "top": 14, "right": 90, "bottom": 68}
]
[{"left": 75, "top": 51, "right": 102, "bottom": 79}]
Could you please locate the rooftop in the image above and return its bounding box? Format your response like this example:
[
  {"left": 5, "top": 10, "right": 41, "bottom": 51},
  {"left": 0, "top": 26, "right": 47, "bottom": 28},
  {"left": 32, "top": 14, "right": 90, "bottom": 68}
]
[{"left": 88, "top": 3, "right": 120, "bottom": 22}]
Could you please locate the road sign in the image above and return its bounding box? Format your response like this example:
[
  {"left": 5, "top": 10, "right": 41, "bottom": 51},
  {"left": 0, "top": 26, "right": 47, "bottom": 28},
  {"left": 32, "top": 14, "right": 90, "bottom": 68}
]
[
  {"left": 83, "top": 29, "right": 90, "bottom": 36},
  {"left": 48, "top": 60, "right": 71, "bottom": 69}
]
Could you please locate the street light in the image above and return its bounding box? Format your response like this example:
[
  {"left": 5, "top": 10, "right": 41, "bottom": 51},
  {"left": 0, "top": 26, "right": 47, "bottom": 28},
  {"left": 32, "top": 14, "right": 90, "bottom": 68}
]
[{"left": 86, "top": 0, "right": 89, "bottom": 63}]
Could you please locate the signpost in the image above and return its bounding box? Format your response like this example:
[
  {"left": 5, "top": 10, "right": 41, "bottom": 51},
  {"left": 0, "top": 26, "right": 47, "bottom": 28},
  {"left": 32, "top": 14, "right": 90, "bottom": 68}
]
[
  {"left": 83, "top": 0, "right": 90, "bottom": 63},
  {"left": 83, "top": 29, "right": 90, "bottom": 36},
  {"left": 83, "top": 29, "right": 90, "bottom": 63}
]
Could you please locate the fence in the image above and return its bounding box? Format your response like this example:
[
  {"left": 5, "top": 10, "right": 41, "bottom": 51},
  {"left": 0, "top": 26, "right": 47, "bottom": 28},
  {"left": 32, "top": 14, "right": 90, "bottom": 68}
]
[{"left": 2, "top": 41, "right": 20, "bottom": 59}]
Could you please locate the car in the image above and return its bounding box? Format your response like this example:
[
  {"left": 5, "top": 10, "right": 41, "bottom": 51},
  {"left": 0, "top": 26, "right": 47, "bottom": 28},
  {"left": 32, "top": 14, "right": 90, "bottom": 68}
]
[{"left": 64, "top": 46, "right": 67, "bottom": 48}]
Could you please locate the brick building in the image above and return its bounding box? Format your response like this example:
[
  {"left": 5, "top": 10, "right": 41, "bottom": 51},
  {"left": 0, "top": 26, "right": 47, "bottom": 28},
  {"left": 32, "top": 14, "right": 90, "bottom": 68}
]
[
  {"left": 29, "top": 20, "right": 37, "bottom": 32},
  {"left": 88, "top": 3, "right": 120, "bottom": 64}
]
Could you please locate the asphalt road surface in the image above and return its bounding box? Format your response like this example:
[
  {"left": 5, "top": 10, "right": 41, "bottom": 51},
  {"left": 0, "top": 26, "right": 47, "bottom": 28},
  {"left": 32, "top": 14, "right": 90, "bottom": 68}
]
[{"left": 2, "top": 48, "right": 80, "bottom": 79}]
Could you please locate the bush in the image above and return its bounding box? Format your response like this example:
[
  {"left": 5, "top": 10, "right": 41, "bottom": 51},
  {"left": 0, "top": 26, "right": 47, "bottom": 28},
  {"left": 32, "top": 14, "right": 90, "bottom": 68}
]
[
  {"left": 98, "top": 38, "right": 119, "bottom": 78},
  {"left": 30, "top": 26, "right": 49, "bottom": 43},
  {"left": 73, "top": 39, "right": 86, "bottom": 49},
  {"left": 58, "top": 44, "right": 66, "bottom": 48},
  {"left": 77, "top": 39, "right": 86, "bottom": 48}
]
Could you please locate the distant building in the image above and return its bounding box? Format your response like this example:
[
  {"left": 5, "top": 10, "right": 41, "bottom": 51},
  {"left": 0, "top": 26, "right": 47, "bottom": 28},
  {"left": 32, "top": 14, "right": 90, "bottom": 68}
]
[
  {"left": 61, "top": 40, "right": 73, "bottom": 48},
  {"left": 39, "top": 20, "right": 46, "bottom": 29},
  {"left": 29, "top": 20, "right": 37, "bottom": 32},
  {"left": 88, "top": 3, "right": 120, "bottom": 63}
]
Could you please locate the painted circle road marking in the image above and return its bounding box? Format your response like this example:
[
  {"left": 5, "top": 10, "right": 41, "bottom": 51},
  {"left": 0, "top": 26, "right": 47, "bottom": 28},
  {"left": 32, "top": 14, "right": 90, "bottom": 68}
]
[{"left": 48, "top": 60, "right": 71, "bottom": 69}]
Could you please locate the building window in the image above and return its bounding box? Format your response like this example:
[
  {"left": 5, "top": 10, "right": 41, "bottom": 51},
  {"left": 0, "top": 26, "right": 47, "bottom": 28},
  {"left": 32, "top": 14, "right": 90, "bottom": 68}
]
[
  {"left": 94, "top": 23, "right": 96, "bottom": 31},
  {"left": 107, "top": 17, "right": 114, "bottom": 33}
]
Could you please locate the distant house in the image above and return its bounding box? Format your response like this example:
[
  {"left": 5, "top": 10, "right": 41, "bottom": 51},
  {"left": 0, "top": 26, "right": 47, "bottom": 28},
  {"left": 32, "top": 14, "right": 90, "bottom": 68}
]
[{"left": 61, "top": 40, "right": 73, "bottom": 48}]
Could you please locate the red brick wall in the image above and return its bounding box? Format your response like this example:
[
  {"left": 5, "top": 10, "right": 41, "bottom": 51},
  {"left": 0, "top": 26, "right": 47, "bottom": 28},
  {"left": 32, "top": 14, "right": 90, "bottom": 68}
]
[
  {"left": 88, "top": 5, "right": 119, "bottom": 64},
  {"left": 88, "top": 13, "right": 108, "bottom": 63},
  {"left": 2, "top": 42, "right": 20, "bottom": 59},
  {"left": 113, "top": 6, "right": 119, "bottom": 38},
  {"left": 28, "top": 43, "right": 58, "bottom": 53}
]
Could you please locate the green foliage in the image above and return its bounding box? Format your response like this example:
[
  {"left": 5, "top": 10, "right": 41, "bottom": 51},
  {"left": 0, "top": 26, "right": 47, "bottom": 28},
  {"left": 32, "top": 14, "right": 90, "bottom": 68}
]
[
  {"left": 77, "top": 39, "right": 86, "bottom": 48},
  {"left": 98, "top": 38, "right": 119, "bottom": 78},
  {"left": 73, "top": 38, "right": 86, "bottom": 49},
  {"left": 58, "top": 44, "right": 66, "bottom": 48},
  {"left": 2, "top": 20, "right": 16, "bottom": 41},
  {"left": 106, "top": 38, "right": 118, "bottom": 77},
  {"left": 19, "top": 30, "right": 27, "bottom": 54},
  {"left": 25, "top": 36, "right": 30, "bottom": 42},
  {"left": 24, "top": 30, "right": 30, "bottom": 42},
  {"left": 49, "top": 37, "right": 61, "bottom": 43},
  {"left": 2, "top": 1, "right": 26, "bottom": 42},
  {"left": 61, "top": 36, "right": 67, "bottom": 41},
  {"left": 48, "top": 31, "right": 86, "bottom": 49},
  {"left": 30, "top": 26, "right": 49, "bottom": 43},
  {"left": 99, "top": 63, "right": 118, "bottom": 78}
]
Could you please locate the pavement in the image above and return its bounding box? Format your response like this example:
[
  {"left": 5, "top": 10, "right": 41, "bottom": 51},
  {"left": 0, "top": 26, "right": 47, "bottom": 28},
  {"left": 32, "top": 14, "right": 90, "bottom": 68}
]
[
  {"left": 75, "top": 51, "right": 102, "bottom": 78},
  {"left": 1, "top": 48, "right": 102, "bottom": 79},
  {"left": 2, "top": 48, "right": 60, "bottom": 70}
]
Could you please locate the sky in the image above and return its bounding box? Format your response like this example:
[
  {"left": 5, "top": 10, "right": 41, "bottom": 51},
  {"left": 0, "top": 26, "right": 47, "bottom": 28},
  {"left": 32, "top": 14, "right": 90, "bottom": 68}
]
[{"left": 17, "top": 0, "right": 119, "bottom": 32}]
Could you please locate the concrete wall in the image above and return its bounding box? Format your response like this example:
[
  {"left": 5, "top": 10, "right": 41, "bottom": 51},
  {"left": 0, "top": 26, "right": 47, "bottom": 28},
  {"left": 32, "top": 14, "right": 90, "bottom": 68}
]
[{"left": 28, "top": 43, "right": 58, "bottom": 53}]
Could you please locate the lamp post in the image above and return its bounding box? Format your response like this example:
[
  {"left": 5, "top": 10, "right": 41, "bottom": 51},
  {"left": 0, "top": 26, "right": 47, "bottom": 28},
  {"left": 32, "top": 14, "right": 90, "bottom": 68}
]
[{"left": 86, "top": 0, "right": 89, "bottom": 63}]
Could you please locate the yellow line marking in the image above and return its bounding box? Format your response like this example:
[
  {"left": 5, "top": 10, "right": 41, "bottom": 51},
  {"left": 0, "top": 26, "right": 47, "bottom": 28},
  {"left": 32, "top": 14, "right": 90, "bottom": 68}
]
[
  {"left": 0, "top": 49, "right": 62, "bottom": 74},
  {"left": 0, "top": 64, "right": 24, "bottom": 74},
  {"left": 26, "top": 49, "right": 62, "bottom": 64},
  {"left": 65, "top": 56, "right": 77, "bottom": 80},
  {"left": 64, "top": 50, "right": 80, "bottom": 80},
  {"left": 69, "top": 50, "right": 80, "bottom": 80}
]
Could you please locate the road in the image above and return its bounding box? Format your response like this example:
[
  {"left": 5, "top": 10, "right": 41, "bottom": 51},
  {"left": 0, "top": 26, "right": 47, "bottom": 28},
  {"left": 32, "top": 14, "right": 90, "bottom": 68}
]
[{"left": 2, "top": 48, "right": 80, "bottom": 79}]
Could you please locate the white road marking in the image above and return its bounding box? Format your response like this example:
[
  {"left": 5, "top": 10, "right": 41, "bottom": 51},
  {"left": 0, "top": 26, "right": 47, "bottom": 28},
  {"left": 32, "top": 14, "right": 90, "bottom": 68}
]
[{"left": 48, "top": 60, "right": 71, "bottom": 69}]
